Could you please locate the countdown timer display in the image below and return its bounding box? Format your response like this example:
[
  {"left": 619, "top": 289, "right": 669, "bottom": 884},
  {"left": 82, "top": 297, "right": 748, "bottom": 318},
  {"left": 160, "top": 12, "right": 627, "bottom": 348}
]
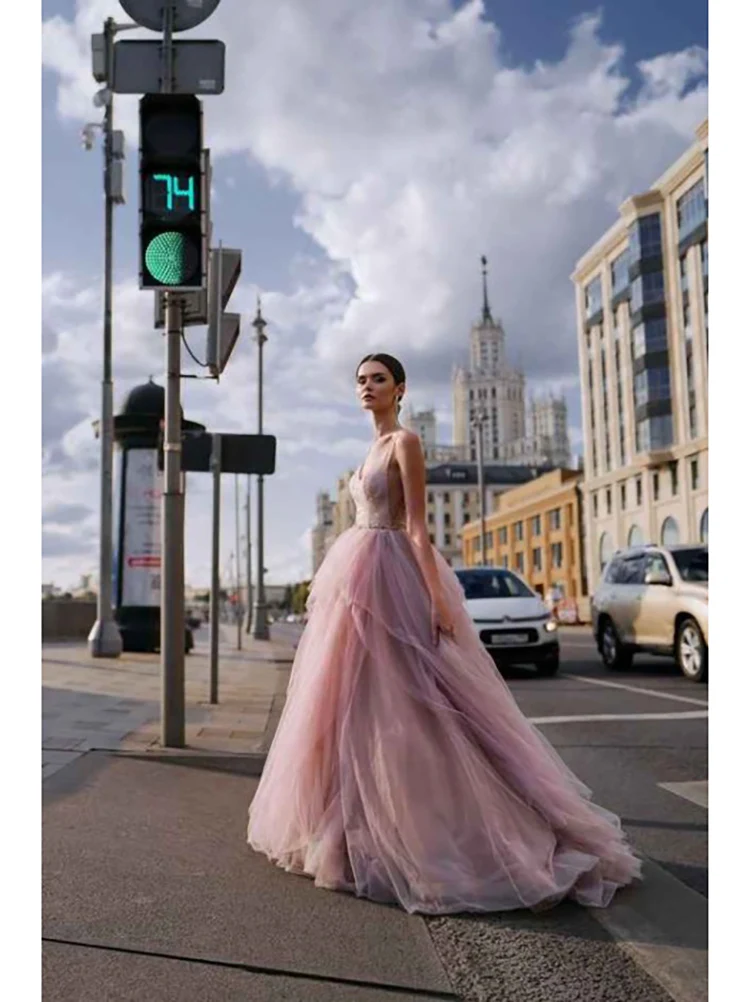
[{"left": 144, "top": 171, "right": 197, "bottom": 218}]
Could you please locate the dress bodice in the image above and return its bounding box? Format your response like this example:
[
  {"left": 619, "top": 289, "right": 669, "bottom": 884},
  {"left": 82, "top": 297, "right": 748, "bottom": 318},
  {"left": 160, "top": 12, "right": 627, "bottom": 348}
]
[{"left": 350, "top": 436, "right": 407, "bottom": 531}]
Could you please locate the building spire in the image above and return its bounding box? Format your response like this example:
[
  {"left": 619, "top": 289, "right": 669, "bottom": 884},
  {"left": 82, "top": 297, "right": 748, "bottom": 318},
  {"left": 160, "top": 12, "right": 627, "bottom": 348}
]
[{"left": 481, "top": 255, "right": 493, "bottom": 325}]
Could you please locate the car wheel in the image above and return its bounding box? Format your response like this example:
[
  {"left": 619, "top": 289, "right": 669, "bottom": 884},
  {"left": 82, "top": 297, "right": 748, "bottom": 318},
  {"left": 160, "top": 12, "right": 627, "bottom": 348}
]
[
  {"left": 676, "top": 618, "right": 708, "bottom": 683},
  {"left": 599, "top": 619, "right": 633, "bottom": 672},
  {"left": 537, "top": 653, "right": 560, "bottom": 677}
]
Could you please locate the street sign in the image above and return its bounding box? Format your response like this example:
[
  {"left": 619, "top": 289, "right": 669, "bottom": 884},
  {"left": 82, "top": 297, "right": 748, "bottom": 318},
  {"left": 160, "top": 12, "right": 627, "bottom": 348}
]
[
  {"left": 158, "top": 433, "right": 277, "bottom": 475},
  {"left": 206, "top": 247, "right": 242, "bottom": 378},
  {"left": 113, "top": 39, "right": 225, "bottom": 95},
  {"left": 119, "top": 0, "right": 223, "bottom": 33}
]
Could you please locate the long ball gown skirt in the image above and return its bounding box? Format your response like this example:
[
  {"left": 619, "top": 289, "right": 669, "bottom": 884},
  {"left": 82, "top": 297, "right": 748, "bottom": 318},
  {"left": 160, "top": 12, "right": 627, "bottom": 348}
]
[{"left": 247, "top": 441, "right": 641, "bottom": 915}]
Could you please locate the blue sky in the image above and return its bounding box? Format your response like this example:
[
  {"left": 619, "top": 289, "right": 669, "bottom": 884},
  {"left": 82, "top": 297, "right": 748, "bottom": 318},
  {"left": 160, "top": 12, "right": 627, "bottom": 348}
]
[{"left": 42, "top": 0, "right": 707, "bottom": 589}]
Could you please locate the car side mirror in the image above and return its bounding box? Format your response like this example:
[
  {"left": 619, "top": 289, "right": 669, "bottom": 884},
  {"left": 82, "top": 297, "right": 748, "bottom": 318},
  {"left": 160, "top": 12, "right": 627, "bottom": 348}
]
[{"left": 644, "top": 569, "right": 672, "bottom": 586}]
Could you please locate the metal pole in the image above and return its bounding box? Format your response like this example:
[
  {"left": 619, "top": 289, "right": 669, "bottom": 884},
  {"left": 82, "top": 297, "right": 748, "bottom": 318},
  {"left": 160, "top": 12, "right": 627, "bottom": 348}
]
[
  {"left": 244, "top": 476, "right": 253, "bottom": 633},
  {"left": 252, "top": 302, "right": 269, "bottom": 640},
  {"left": 475, "top": 414, "right": 487, "bottom": 567},
  {"left": 234, "top": 474, "right": 242, "bottom": 650},
  {"left": 89, "top": 17, "right": 122, "bottom": 658},
  {"left": 161, "top": 296, "right": 185, "bottom": 746},
  {"left": 159, "top": 4, "right": 185, "bottom": 746},
  {"left": 209, "top": 434, "right": 221, "bottom": 704}
]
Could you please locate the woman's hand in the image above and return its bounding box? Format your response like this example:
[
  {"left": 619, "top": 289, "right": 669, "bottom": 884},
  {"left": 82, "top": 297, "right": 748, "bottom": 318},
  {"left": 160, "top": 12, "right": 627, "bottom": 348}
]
[{"left": 431, "top": 594, "right": 456, "bottom": 645}]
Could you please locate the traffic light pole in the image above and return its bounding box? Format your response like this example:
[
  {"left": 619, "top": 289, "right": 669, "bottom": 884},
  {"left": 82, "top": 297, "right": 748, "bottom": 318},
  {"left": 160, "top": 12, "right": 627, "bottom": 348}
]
[
  {"left": 159, "top": 7, "right": 185, "bottom": 747},
  {"left": 89, "top": 17, "right": 122, "bottom": 659},
  {"left": 161, "top": 294, "right": 186, "bottom": 746},
  {"left": 244, "top": 477, "right": 253, "bottom": 634}
]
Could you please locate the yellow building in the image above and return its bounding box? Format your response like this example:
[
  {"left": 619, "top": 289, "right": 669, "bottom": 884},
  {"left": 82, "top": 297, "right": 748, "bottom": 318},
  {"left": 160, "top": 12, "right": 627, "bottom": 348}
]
[
  {"left": 461, "top": 469, "right": 587, "bottom": 602},
  {"left": 571, "top": 119, "right": 708, "bottom": 588}
]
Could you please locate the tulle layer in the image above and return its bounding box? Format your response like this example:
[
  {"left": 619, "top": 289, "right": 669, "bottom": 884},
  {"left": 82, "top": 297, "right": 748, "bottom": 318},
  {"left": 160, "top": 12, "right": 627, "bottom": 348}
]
[{"left": 247, "top": 527, "right": 641, "bottom": 914}]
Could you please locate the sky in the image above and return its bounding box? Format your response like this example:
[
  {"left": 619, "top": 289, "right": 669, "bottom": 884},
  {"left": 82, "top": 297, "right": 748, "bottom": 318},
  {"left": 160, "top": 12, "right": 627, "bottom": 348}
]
[{"left": 41, "top": 0, "right": 708, "bottom": 591}]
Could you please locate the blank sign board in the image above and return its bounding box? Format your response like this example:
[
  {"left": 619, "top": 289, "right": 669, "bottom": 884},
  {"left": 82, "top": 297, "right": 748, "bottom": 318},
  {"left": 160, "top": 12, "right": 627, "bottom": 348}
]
[{"left": 113, "top": 40, "right": 226, "bottom": 95}]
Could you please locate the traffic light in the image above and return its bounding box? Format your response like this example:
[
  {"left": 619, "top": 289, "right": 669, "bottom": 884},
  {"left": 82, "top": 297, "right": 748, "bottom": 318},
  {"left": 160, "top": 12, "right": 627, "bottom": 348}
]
[{"left": 139, "top": 94, "right": 206, "bottom": 290}]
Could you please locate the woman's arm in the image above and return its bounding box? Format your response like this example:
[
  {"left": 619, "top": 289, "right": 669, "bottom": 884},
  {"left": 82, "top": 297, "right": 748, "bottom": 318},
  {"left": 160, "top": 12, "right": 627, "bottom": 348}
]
[{"left": 394, "top": 431, "right": 455, "bottom": 641}]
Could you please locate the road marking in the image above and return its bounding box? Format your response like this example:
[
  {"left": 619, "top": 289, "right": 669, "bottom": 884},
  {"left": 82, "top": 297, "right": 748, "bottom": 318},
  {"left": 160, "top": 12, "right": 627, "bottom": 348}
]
[
  {"left": 591, "top": 858, "right": 707, "bottom": 1002},
  {"left": 530, "top": 711, "right": 707, "bottom": 725},
  {"left": 658, "top": 780, "right": 708, "bottom": 809},
  {"left": 563, "top": 673, "right": 709, "bottom": 708}
]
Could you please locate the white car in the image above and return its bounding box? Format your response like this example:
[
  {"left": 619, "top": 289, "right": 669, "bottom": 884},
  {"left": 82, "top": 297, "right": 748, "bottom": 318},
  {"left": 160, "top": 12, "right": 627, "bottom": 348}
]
[{"left": 454, "top": 567, "right": 560, "bottom": 676}]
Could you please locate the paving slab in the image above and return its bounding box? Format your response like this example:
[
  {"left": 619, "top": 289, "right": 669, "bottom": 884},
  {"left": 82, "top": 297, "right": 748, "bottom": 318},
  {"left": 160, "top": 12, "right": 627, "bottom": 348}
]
[
  {"left": 43, "top": 752, "right": 453, "bottom": 998},
  {"left": 43, "top": 942, "right": 453, "bottom": 1002}
]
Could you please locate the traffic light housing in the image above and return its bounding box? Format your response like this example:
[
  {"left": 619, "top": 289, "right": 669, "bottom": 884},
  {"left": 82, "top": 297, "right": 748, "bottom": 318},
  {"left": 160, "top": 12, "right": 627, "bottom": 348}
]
[{"left": 139, "top": 94, "right": 206, "bottom": 290}]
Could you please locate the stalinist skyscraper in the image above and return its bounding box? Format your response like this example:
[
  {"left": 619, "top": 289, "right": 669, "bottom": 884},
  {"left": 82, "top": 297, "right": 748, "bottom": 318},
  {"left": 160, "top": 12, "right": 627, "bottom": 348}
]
[{"left": 452, "top": 257, "right": 570, "bottom": 468}]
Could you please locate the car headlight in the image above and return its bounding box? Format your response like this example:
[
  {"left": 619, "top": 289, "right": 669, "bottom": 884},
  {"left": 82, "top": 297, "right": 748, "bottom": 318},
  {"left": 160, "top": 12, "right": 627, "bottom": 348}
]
[{"left": 544, "top": 618, "right": 558, "bottom": 633}]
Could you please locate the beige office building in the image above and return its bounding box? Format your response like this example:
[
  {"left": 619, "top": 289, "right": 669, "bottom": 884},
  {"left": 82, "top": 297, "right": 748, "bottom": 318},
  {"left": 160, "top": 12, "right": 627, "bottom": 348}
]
[{"left": 572, "top": 119, "right": 708, "bottom": 588}]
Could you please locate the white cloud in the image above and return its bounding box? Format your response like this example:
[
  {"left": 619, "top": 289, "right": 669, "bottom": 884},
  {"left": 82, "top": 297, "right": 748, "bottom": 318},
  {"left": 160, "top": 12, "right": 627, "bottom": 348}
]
[{"left": 42, "top": 0, "right": 707, "bottom": 585}]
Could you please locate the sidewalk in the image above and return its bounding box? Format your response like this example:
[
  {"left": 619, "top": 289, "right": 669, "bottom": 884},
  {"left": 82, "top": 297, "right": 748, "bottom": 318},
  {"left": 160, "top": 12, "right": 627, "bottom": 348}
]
[{"left": 42, "top": 627, "right": 295, "bottom": 778}]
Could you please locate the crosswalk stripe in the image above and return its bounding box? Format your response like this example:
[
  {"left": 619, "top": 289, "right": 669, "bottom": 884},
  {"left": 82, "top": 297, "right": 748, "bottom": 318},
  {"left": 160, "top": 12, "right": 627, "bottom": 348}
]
[{"left": 658, "top": 780, "right": 708, "bottom": 809}]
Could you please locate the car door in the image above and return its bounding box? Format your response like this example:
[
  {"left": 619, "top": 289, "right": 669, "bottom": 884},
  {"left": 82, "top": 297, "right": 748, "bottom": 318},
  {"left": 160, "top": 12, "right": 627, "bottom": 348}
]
[
  {"left": 614, "top": 553, "right": 647, "bottom": 645},
  {"left": 638, "top": 551, "right": 675, "bottom": 648}
]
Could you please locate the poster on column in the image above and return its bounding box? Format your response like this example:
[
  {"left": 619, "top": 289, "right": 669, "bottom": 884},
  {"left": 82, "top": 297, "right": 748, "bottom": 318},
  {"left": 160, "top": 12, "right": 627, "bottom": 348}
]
[{"left": 122, "top": 448, "right": 162, "bottom": 607}]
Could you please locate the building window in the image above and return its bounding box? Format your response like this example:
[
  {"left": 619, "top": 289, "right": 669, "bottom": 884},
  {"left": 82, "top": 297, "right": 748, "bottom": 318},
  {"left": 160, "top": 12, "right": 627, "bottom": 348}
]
[
  {"left": 533, "top": 547, "right": 543, "bottom": 572},
  {"left": 592, "top": 492, "right": 598, "bottom": 518},
  {"left": 427, "top": 512, "right": 434, "bottom": 525},
  {"left": 549, "top": 508, "right": 561, "bottom": 531},
  {"left": 444, "top": 512, "right": 451, "bottom": 527},
  {"left": 628, "top": 524, "right": 645, "bottom": 547},
  {"left": 605, "top": 489, "right": 612, "bottom": 515},
  {"left": 634, "top": 367, "right": 671, "bottom": 407},
  {"left": 443, "top": 492, "right": 450, "bottom": 504},
  {"left": 679, "top": 254, "right": 689, "bottom": 293},
  {"left": 445, "top": 533, "right": 452, "bottom": 546},
  {"left": 669, "top": 461, "right": 679, "bottom": 496},
  {"left": 628, "top": 213, "right": 662, "bottom": 261},
  {"left": 635, "top": 477, "right": 642, "bottom": 506},
  {"left": 551, "top": 543, "right": 563, "bottom": 568},
  {"left": 499, "top": 526, "right": 508, "bottom": 544},
  {"left": 427, "top": 491, "right": 434, "bottom": 504},
  {"left": 620, "top": 482, "right": 627, "bottom": 510},
  {"left": 661, "top": 516, "right": 680, "bottom": 546},
  {"left": 516, "top": 553, "right": 525, "bottom": 574},
  {"left": 610, "top": 250, "right": 629, "bottom": 298},
  {"left": 699, "top": 508, "right": 708, "bottom": 543},
  {"left": 689, "top": 402, "right": 698, "bottom": 439},
  {"left": 514, "top": 521, "right": 523, "bottom": 542},
  {"left": 430, "top": 533, "right": 436, "bottom": 545},
  {"left": 501, "top": 555, "right": 509, "bottom": 569},
  {"left": 585, "top": 276, "right": 603, "bottom": 319},
  {"left": 599, "top": 532, "right": 614, "bottom": 571},
  {"left": 637, "top": 415, "right": 674, "bottom": 452},
  {"left": 463, "top": 512, "right": 470, "bottom": 524},
  {"left": 683, "top": 300, "right": 692, "bottom": 341},
  {"left": 652, "top": 470, "right": 660, "bottom": 501},
  {"left": 532, "top": 515, "right": 541, "bottom": 537},
  {"left": 700, "top": 240, "right": 708, "bottom": 279},
  {"left": 631, "top": 271, "right": 665, "bottom": 313},
  {"left": 632, "top": 318, "right": 668, "bottom": 359},
  {"left": 677, "top": 180, "right": 706, "bottom": 241},
  {"left": 690, "top": 458, "right": 699, "bottom": 490}
]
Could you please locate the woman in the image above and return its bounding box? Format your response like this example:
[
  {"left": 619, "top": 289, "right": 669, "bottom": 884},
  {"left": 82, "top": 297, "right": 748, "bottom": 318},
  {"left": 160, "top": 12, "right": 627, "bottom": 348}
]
[{"left": 247, "top": 353, "right": 640, "bottom": 915}]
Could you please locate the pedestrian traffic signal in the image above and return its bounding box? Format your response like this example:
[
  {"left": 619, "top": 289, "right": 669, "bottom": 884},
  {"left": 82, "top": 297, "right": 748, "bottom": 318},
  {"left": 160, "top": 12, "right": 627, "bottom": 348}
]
[{"left": 139, "top": 94, "right": 206, "bottom": 290}]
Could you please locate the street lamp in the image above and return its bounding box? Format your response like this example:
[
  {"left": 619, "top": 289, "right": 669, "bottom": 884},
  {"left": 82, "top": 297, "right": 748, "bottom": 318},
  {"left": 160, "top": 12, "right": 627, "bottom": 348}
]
[
  {"left": 251, "top": 299, "right": 270, "bottom": 641},
  {"left": 86, "top": 17, "right": 138, "bottom": 658},
  {"left": 472, "top": 408, "right": 488, "bottom": 567}
]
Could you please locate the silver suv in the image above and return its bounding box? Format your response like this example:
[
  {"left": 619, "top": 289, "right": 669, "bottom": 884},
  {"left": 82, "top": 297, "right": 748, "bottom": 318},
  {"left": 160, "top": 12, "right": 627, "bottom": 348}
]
[{"left": 592, "top": 544, "right": 708, "bottom": 682}]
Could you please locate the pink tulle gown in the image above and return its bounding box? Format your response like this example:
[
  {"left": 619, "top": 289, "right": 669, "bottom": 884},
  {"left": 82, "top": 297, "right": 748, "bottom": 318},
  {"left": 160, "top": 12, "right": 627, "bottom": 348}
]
[{"left": 247, "top": 434, "right": 641, "bottom": 914}]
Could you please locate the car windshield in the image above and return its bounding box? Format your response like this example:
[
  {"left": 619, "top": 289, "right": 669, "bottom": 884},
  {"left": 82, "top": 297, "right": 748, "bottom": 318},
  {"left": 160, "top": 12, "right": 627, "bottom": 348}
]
[
  {"left": 670, "top": 548, "right": 708, "bottom": 583},
  {"left": 455, "top": 569, "right": 534, "bottom": 600}
]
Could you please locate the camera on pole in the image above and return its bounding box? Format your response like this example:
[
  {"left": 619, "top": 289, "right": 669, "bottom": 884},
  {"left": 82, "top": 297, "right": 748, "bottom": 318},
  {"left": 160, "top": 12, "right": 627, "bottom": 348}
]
[{"left": 139, "top": 94, "right": 207, "bottom": 290}]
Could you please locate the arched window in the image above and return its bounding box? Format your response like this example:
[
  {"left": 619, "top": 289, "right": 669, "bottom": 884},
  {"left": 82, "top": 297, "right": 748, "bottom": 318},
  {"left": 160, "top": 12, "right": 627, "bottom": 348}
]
[
  {"left": 628, "top": 525, "right": 645, "bottom": 547},
  {"left": 661, "top": 516, "right": 680, "bottom": 546},
  {"left": 599, "top": 532, "right": 614, "bottom": 570},
  {"left": 699, "top": 508, "right": 708, "bottom": 544}
]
